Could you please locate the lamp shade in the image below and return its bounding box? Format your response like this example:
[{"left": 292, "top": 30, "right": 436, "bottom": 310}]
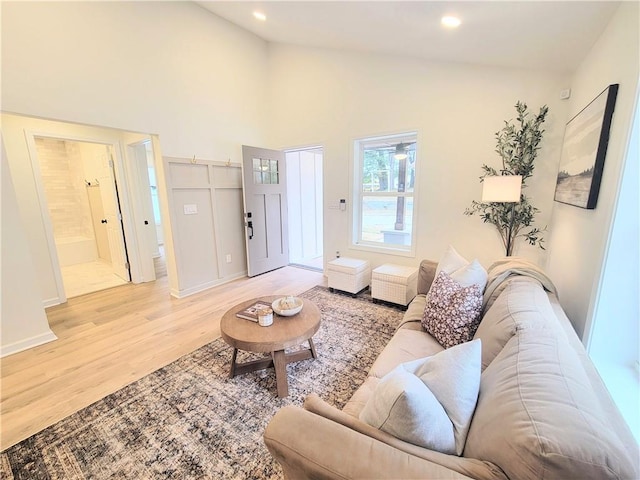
[{"left": 482, "top": 175, "right": 522, "bottom": 202}]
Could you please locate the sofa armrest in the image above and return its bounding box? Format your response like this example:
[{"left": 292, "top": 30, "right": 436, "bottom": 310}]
[
  {"left": 302, "top": 394, "right": 506, "bottom": 480},
  {"left": 417, "top": 259, "right": 438, "bottom": 295},
  {"left": 264, "top": 404, "right": 474, "bottom": 480}
]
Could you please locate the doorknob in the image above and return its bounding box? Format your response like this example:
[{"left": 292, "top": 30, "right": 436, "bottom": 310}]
[
  {"left": 101, "top": 219, "right": 108, "bottom": 224},
  {"left": 247, "top": 221, "right": 254, "bottom": 239}
]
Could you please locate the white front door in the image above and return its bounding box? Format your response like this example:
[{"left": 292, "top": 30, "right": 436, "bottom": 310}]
[{"left": 241, "top": 145, "right": 289, "bottom": 277}]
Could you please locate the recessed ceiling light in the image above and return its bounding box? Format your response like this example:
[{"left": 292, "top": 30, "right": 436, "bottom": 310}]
[
  {"left": 441, "top": 15, "right": 461, "bottom": 28},
  {"left": 253, "top": 11, "right": 267, "bottom": 21}
]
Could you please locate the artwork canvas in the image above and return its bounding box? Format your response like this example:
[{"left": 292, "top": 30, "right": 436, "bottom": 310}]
[{"left": 554, "top": 84, "right": 619, "bottom": 209}]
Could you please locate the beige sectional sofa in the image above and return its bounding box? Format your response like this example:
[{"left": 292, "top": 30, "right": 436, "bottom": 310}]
[{"left": 264, "top": 259, "right": 639, "bottom": 480}]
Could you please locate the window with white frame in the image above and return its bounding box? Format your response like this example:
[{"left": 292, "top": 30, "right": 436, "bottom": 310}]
[{"left": 353, "top": 132, "right": 418, "bottom": 253}]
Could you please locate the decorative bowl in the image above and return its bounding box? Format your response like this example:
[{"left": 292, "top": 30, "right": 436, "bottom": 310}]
[{"left": 272, "top": 297, "right": 303, "bottom": 316}]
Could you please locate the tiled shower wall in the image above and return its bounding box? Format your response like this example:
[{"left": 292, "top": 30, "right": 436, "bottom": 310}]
[{"left": 35, "top": 137, "right": 94, "bottom": 240}]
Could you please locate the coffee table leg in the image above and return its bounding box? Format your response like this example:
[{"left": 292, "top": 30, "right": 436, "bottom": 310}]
[
  {"left": 272, "top": 350, "right": 288, "bottom": 398},
  {"left": 229, "top": 348, "right": 239, "bottom": 378},
  {"left": 309, "top": 337, "right": 318, "bottom": 359}
]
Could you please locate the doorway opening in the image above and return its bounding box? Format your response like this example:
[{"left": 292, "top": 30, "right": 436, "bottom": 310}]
[
  {"left": 34, "top": 137, "right": 130, "bottom": 298},
  {"left": 128, "top": 139, "right": 166, "bottom": 279},
  {"left": 286, "top": 146, "right": 323, "bottom": 271}
]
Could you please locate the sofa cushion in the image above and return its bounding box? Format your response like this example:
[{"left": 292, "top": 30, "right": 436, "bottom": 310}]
[
  {"left": 368, "top": 328, "right": 444, "bottom": 379},
  {"left": 473, "top": 277, "right": 558, "bottom": 370},
  {"left": 343, "top": 376, "right": 380, "bottom": 418},
  {"left": 360, "top": 340, "right": 481, "bottom": 455},
  {"left": 422, "top": 272, "right": 483, "bottom": 348},
  {"left": 464, "top": 329, "right": 636, "bottom": 480}
]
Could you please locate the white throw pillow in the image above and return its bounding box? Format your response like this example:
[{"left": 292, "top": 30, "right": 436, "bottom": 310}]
[
  {"left": 358, "top": 367, "right": 456, "bottom": 453},
  {"left": 435, "top": 245, "right": 468, "bottom": 277},
  {"left": 359, "top": 339, "right": 482, "bottom": 455},
  {"left": 434, "top": 246, "right": 488, "bottom": 291}
]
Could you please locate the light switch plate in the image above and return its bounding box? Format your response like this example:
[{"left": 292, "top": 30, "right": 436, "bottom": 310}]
[{"left": 183, "top": 204, "right": 198, "bottom": 215}]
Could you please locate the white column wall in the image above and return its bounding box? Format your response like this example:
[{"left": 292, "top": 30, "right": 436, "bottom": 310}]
[{"left": 1, "top": 145, "right": 57, "bottom": 357}]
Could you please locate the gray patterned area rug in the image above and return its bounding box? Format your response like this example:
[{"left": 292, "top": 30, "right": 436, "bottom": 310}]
[{"left": 1, "top": 286, "right": 402, "bottom": 480}]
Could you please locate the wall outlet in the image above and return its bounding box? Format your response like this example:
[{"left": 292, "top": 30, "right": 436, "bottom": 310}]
[{"left": 225, "top": 254, "right": 232, "bottom": 263}]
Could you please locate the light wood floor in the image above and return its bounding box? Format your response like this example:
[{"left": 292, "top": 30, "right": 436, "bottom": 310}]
[{"left": 0, "top": 266, "right": 325, "bottom": 450}]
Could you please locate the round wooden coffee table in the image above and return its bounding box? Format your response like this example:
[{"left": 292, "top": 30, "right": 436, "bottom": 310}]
[{"left": 220, "top": 296, "right": 321, "bottom": 398}]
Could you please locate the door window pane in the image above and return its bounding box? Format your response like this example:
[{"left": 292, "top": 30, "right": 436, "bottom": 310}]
[{"left": 252, "top": 157, "right": 280, "bottom": 184}]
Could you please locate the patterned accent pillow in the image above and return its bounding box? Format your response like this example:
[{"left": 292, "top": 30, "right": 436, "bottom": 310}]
[{"left": 422, "top": 271, "right": 483, "bottom": 348}]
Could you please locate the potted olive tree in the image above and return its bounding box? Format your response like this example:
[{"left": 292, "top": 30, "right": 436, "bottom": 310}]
[{"left": 465, "top": 102, "right": 548, "bottom": 256}]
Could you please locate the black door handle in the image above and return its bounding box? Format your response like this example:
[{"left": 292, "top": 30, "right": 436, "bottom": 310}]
[
  {"left": 101, "top": 219, "right": 108, "bottom": 224},
  {"left": 247, "top": 221, "right": 254, "bottom": 239}
]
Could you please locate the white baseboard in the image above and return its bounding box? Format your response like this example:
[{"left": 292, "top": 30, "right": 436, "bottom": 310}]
[
  {"left": 1, "top": 330, "right": 58, "bottom": 358},
  {"left": 43, "top": 296, "right": 62, "bottom": 308},
  {"left": 170, "top": 271, "right": 247, "bottom": 299}
]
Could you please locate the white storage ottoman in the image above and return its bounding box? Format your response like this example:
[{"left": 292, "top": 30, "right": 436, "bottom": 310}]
[
  {"left": 371, "top": 264, "right": 418, "bottom": 306},
  {"left": 327, "top": 257, "right": 371, "bottom": 296}
]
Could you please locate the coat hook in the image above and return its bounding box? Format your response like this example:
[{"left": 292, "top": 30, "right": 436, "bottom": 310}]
[
  {"left": 191, "top": 155, "right": 197, "bottom": 164},
  {"left": 226, "top": 158, "right": 231, "bottom": 167}
]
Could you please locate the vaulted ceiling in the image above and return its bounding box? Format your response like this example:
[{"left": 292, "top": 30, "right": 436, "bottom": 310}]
[{"left": 197, "top": 1, "right": 619, "bottom": 72}]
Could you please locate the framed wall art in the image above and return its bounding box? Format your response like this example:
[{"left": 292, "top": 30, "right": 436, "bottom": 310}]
[{"left": 554, "top": 83, "right": 619, "bottom": 209}]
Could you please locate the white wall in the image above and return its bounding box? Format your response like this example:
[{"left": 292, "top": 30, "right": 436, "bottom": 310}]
[
  {"left": 546, "top": 2, "right": 640, "bottom": 340},
  {"left": 267, "top": 44, "right": 571, "bottom": 269},
  {"left": 1, "top": 144, "right": 57, "bottom": 357},
  {"left": 1, "top": 1, "right": 268, "bottom": 161}
]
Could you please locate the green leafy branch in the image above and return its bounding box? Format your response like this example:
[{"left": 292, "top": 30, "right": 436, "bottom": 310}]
[{"left": 465, "top": 102, "right": 548, "bottom": 256}]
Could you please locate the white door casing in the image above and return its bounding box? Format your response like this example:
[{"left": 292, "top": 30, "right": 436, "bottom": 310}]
[{"left": 241, "top": 145, "right": 289, "bottom": 277}]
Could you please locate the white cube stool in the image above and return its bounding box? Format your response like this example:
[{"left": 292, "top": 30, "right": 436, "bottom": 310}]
[
  {"left": 371, "top": 264, "right": 418, "bottom": 306},
  {"left": 327, "top": 257, "right": 371, "bottom": 296}
]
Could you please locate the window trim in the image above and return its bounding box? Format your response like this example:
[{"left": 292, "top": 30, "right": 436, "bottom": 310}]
[{"left": 350, "top": 131, "right": 419, "bottom": 257}]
